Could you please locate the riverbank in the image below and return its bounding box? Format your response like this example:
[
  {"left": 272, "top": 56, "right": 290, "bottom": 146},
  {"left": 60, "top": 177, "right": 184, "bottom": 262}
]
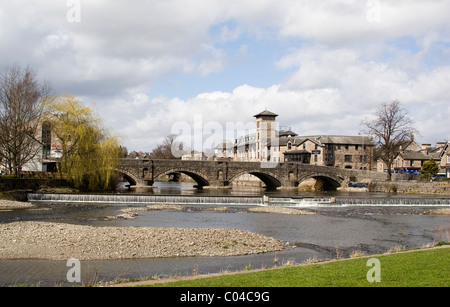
[
  {"left": 0, "top": 199, "right": 35, "bottom": 210},
  {"left": 119, "top": 246, "right": 450, "bottom": 287},
  {"left": 369, "top": 181, "right": 450, "bottom": 196},
  {"left": 1, "top": 196, "right": 448, "bottom": 262},
  {"left": 0, "top": 221, "right": 284, "bottom": 261}
]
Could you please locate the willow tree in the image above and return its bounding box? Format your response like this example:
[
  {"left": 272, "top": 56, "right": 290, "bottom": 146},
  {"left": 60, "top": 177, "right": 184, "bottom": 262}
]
[{"left": 46, "top": 95, "right": 122, "bottom": 190}]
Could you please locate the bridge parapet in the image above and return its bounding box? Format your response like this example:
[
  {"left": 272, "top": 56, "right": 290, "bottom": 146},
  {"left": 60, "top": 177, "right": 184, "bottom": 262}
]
[{"left": 117, "top": 159, "right": 384, "bottom": 190}]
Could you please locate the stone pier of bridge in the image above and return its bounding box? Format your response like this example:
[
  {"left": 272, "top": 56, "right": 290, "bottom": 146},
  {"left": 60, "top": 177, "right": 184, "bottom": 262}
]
[{"left": 117, "top": 159, "right": 386, "bottom": 191}]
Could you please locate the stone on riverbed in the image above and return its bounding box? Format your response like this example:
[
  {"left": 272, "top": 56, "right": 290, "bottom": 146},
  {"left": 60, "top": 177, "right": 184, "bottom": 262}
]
[{"left": 0, "top": 221, "right": 284, "bottom": 261}]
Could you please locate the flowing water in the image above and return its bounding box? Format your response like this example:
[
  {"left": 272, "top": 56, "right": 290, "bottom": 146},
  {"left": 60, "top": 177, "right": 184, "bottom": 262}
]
[{"left": 1, "top": 181, "right": 449, "bottom": 287}]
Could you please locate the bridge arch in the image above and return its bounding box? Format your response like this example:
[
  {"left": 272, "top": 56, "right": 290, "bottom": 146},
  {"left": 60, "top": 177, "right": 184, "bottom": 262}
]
[
  {"left": 115, "top": 168, "right": 140, "bottom": 186},
  {"left": 229, "top": 170, "right": 284, "bottom": 191},
  {"left": 154, "top": 169, "right": 211, "bottom": 188},
  {"left": 298, "top": 173, "right": 343, "bottom": 191}
]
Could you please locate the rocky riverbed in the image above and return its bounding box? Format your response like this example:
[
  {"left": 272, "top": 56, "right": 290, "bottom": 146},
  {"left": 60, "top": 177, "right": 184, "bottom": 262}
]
[
  {"left": 1, "top": 198, "right": 449, "bottom": 262},
  {"left": 0, "top": 221, "right": 285, "bottom": 261},
  {"left": 110, "top": 203, "right": 317, "bottom": 219},
  {"left": 0, "top": 199, "right": 285, "bottom": 261}
]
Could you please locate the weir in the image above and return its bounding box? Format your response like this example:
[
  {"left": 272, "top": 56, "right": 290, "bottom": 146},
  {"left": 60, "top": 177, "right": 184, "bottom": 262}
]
[
  {"left": 27, "top": 193, "right": 450, "bottom": 207},
  {"left": 334, "top": 197, "right": 450, "bottom": 206},
  {"left": 27, "top": 193, "right": 267, "bottom": 205}
]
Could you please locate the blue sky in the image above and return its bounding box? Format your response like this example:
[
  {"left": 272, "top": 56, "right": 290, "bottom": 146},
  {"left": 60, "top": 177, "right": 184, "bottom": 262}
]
[
  {"left": 150, "top": 35, "right": 293, "bottom": 99},
  {"left": 1, "top": 0, "right": 449, "bottom": 151}
]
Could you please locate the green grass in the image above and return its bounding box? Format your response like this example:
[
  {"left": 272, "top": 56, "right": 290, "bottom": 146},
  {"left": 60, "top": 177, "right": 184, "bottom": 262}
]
[{"left": 146, "top": 248, "right": 449, "bottom": 287}]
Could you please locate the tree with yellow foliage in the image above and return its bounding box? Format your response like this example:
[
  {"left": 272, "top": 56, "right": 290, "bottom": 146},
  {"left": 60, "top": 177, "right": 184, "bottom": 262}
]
[{"left": 45, "top": 95, "right": 123, "bottom": 190}]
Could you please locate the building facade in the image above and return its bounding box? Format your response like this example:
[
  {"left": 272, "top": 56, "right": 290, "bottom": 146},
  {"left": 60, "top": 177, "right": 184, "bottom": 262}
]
[
  {"left": 438, "top": 141, "right": 450, "bottom": 178},
  {"left": 216, "top": 110, "right": 376, "bottom": 170},
  {"left": 376, "top": 140, "right": 449, "bottom": 177},
  {"left": 21, "top": 121, "right": 60, "bottom": 172},
  {"left": 281, "top": 135, "right": 374, "bottom": 170}
]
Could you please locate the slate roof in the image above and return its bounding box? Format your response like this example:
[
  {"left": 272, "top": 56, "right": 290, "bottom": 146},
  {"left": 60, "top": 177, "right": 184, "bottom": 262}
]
[
  {"left": 399, "top": 151, "right": 432, "bottom": 161},
  {"left": 254, "top": 110, "right": 279, "bottom": 118}
]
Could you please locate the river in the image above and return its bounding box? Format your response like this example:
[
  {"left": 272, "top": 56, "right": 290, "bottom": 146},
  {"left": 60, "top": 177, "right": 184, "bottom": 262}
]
[{"left": 0, "top": 181, "right": 449, "bottom": 287}]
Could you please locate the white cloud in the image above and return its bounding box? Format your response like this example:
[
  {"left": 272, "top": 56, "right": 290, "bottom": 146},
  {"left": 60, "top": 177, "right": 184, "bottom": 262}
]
[
  {"left": 280, "top": 0, "right": 450, "bottom": 44},
  {"left": 0, "top": 0, "right": 449, "bottom": 151}
]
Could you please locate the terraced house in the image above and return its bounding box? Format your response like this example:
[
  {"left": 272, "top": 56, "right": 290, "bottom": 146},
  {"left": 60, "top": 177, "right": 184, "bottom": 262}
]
[{"left": 376, "top": 140, "right": 450, "bottom": 177}]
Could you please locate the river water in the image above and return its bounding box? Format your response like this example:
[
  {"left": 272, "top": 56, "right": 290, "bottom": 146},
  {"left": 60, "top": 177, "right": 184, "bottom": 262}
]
[{"left": 0, "top": 182, "right": 449, "bottom": 287}]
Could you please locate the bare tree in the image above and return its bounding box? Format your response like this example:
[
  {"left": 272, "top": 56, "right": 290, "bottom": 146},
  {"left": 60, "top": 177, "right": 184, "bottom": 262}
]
[
  {"left": 0, "top": 65, "right": 52, "bottom": 176},
  {"left": 362, "top": 101, "right": 417, "bottom": 181},
  {"left": 150, "top": 135, "right": 185, "bottom": 159}
]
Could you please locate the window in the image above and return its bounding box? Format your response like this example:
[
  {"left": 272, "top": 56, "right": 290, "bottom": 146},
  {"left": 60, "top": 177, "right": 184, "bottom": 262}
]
[
  {"left": 288, "top": 142, "right": 292, "bottom": 150},
  {"left": 345, "top": 155, "right": 353, "bottom": 163},
  {"left": 345, "top": 145, "right": 349, "bottom": 150},
  {"left": 42, "top": 122, "right": 51, "bottom": 158}
]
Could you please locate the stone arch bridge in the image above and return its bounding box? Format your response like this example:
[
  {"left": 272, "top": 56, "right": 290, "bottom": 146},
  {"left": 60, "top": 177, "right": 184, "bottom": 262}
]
[{"left": 117, "top": 159, "right": 386, "bottom": 191}]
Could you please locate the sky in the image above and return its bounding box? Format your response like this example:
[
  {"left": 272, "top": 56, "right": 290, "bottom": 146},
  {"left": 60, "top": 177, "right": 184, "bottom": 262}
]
[{"left": 1, "top": 0, "right": 449, "bottom": 152}]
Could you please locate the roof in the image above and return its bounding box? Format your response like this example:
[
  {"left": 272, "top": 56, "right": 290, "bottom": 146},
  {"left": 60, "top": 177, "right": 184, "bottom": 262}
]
[
  {"left": 399, "top": 151, "right": 432, "bottom": 161},
  {"left": 426, "top": 146, "right": 444, "bottom": 159},
  {"left": 235, "top": 134, "right": 257, "bottom": 146},
  {"left": 254, "top": 110, "right": 279, "bottom": 118},
  {"left": 215, "top": 140, "right": 234, "bottom": 150},
  {"left": 310, "top": 135, "right": 373, "bottom": 145},
  {"left": 269, "top": 135, "right": 374, "bottom": 147},
  {"left": 278, "top": 130, "right": 298, "bottom": 137},
  {"left": 439, "top": 141, "right": 450, "bottom": 159}
]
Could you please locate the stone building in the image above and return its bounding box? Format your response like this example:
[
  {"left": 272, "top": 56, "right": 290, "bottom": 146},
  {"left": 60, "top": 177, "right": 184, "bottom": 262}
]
[
  {"left": 231, "top": 110, "right": 278, "bottom": 162},
  {"left": 21, "top": 121, "right": 60, "bottom": 172},
  {"left": 280, "top": 135, "right": 374, "bottom": 170},
  {"left": 438, "top": 141, "right": 450, "bottom": 178},
  {"left": 217, "top": 110, "right": 375, "bottom": 170},
  {"left": 181, "top": 150, "right": 208, "bottom": 161},
  {"left": 376, "top": 140, "right": 448, "bottom": 176},
  {"left": 214, "top": 141, "right": 234, "bottom": 160}
]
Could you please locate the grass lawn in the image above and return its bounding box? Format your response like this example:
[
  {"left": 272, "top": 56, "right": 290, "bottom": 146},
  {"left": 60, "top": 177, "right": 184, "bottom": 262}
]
[{"left": 146, "top": 248, "right": 449, "bottom": 287}]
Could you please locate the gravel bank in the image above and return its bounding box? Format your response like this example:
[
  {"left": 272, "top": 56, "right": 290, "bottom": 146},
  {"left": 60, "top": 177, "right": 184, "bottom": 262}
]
[
  {"left": 0, "top": 199, "right": 35, "bottom": 210},
  {"left": 111, "top": 204, "right": 317, "bottom": 220},
  {"left": 0, "top": 221, "right": 285, "bottom": 261}
]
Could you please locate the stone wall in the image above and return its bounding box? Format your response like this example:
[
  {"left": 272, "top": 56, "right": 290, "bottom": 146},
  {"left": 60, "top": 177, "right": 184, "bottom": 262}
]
[{"left": 369, "top": 181, "right": 450, "bottom": 196}]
